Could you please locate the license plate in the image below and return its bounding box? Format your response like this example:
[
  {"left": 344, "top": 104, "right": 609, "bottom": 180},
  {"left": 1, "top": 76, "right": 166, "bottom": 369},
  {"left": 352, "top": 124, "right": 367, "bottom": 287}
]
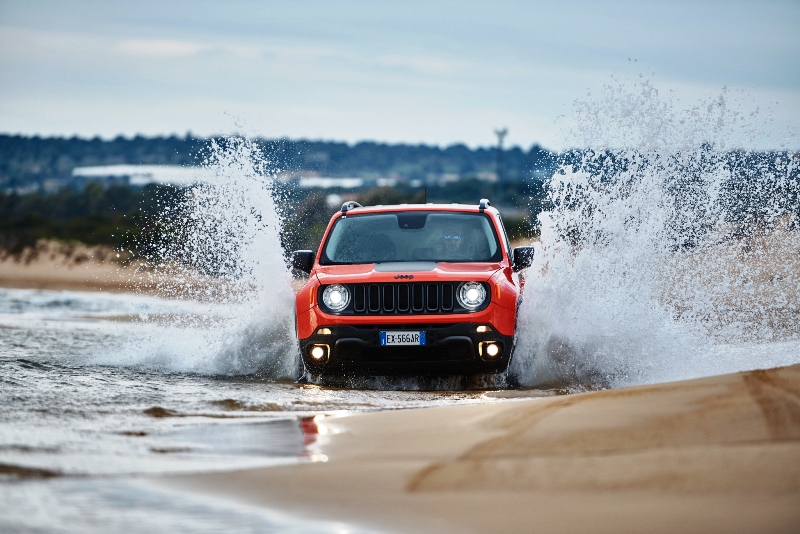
[{"left": 380, "top": 331, "right": 426, "bottom": 346}]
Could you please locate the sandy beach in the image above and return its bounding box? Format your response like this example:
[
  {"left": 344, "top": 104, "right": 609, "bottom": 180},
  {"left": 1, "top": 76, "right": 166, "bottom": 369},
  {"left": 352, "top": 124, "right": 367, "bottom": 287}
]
[
  {"left": 0, "top": 241, "right": 148, "bottom": 292},
  {"left": 162, "top": 364, "right": 800, "bottom": 533},
  {"left": 0, "top": 240, "right": 225, "bottom": 296}
]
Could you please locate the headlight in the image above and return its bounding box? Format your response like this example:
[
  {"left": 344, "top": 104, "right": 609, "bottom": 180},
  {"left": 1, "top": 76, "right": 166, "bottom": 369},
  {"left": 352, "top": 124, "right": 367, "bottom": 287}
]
[
  {"left": 457, "top": 282, "right": 487, "bottom": 310},
  {"left": 322, "top": 284, "right": 350, "bottom": 312}
]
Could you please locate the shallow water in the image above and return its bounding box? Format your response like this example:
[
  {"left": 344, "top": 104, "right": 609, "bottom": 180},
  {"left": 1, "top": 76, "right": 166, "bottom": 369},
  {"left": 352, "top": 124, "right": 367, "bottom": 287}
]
[
  {"left": 0, "top": 287, "right": 522, "bottom": 532},
  {"left": 0, "top": 287, "right": 503, "bottom": 477}
]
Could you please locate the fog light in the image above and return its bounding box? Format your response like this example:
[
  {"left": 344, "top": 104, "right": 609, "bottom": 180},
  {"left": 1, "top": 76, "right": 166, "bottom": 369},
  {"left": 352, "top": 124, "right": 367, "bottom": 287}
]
[
  {"left": 316, "top": 328, "right": 332, "bottom": 335},
  {"left": 479, "top": 341, "right": 501, "bottom": 360},
  {"left": 309, "top": 344, "right": 329, "bottom": 361}
]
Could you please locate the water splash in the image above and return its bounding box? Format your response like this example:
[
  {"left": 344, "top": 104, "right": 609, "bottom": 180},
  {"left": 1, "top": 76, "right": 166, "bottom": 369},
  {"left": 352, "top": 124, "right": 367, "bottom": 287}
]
[
  {"left": 105, "top": 137, "right": 299, "bottom": 377},
  {"left": 511, "top": 79, "right": 800, "bottom": 389}
]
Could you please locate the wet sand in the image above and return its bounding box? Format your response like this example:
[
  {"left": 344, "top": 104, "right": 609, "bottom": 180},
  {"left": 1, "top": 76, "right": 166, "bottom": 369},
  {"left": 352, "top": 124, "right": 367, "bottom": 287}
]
[{"left": 162, "top": 364, "right": 800, "bottom": 533}]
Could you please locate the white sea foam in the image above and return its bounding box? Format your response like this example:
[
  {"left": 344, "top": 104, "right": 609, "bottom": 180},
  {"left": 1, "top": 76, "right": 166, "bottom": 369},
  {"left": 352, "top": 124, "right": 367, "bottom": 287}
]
[{"left": 510, "top": 79, "right": 800, "bottom": 388}]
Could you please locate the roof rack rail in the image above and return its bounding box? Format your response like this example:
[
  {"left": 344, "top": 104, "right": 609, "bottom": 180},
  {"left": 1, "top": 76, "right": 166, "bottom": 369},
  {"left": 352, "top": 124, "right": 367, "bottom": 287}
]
[
  {"left": 479, "top": 198, "right": 491, "bottom": 212},
  {"left": 341, "top": 201, "right": 363, "bottom": 214}
]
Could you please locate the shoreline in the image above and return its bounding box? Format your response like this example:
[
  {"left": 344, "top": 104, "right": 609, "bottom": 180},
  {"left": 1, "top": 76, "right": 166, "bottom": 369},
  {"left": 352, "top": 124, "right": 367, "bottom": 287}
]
[{"left": 160, "top": 364, "right": 800, "bottom": 533}]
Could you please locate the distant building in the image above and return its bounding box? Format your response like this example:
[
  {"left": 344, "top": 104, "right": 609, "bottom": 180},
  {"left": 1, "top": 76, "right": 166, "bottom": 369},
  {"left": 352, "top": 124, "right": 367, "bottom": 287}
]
[
  {"left": 72, "top": 165, "right": 214, "bottom": 187},
  {"left": 296, "top": 177, "right": 365, "bottom": 189},
  {"left": 70, "top": 164, "right": 398, "bottom": 190}
]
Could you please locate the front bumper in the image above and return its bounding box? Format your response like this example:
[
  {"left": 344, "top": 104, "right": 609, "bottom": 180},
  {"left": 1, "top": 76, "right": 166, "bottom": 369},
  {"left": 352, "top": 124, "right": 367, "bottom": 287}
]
[{"left": 300, "top": 323, "right": 512, "bottom": 376}]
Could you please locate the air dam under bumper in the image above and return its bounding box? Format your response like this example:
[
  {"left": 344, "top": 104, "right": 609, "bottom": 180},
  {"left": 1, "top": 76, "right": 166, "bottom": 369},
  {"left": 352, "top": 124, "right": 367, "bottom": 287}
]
[{"left": 300, "top": 323, "right": 513, "bottom": 376}]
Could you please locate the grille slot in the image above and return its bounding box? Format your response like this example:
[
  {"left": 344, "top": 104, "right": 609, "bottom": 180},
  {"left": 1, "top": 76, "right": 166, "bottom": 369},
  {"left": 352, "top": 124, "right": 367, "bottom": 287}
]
[
  {"left": 368, "top": 284, "right": 381, "bottom": 312},
  {"left": 412, "top": 284, "right": 424, "bottom": 312},
  {"left": 397, "top": 284, "right": 410, "bottom": 311},
  {"left": 354, "top": 285, "right": 366, "bottom": 312},
  {"left": 382, "top": 285, "right": 395, "bottom": 311},
  {"left": 441, "top": 284, "right": 454, "bottom": 310},
  {"left": 339, "top": 282, "right": 486, "bottom": 315},
  {"left": 426, "top": 284, "right": 439, "bottom": 311}
]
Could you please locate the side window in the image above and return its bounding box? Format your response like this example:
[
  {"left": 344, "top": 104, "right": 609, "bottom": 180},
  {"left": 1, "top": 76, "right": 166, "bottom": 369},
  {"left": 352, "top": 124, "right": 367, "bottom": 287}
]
[{"left": 496, "top": 215, "right": 512, "bottom": 256}]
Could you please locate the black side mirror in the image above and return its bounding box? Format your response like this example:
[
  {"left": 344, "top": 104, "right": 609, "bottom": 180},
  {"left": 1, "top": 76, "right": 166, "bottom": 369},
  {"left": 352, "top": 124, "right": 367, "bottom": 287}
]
[
  {"left": 292, "top": 250, "right": 315, "bottom": 274},
  {"left": 512, "top": 246, "right": 534, "bottom": 272}
]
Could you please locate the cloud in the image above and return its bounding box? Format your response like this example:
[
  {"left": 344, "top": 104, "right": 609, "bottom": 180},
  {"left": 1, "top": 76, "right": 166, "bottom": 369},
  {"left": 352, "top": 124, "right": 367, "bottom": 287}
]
[
  {"left": 379, "top": 54, "right": 464, "bottom": 74},
  {"left": 117, "top": 39, "right": 210, "bottom": 58}
]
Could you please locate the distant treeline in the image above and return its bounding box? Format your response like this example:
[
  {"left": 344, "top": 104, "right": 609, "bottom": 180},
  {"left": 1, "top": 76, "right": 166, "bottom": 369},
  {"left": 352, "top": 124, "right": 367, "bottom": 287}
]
[
  {"left": 0, "top": 134, "right": 557, "bottom": 190},
  {"left": 0, "top": 135, "right": 203, "bottom": 189},
  {"left": 0, "top": 183, "right": 181, "bottom": 255},
  {"left": 0, "top": 180, "right": 541, "bottom": 259},
  {"left": 0, "top": 168, "right": 795, "bottom": 266},
  {"left": 1, "top": 134, "right": 797, "bottom": 264}
]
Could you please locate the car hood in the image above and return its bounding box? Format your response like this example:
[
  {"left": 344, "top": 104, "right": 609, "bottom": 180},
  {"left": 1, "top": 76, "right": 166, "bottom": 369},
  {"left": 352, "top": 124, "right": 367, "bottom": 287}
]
[{"left": 314, "top": 261, "right": 502, "bottom": 284}]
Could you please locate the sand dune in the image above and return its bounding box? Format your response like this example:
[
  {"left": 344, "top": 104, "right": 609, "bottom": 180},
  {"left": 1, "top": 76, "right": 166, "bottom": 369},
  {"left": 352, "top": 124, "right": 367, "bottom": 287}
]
[{"left": 162, "top": 364, "right": 800, "bottom": 533}]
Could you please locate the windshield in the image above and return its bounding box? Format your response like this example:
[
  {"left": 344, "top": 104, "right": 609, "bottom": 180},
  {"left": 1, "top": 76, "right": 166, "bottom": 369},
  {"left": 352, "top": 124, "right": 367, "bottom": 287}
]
[{"left": 320, "top": 211, "right": 502, "bottom": 264}]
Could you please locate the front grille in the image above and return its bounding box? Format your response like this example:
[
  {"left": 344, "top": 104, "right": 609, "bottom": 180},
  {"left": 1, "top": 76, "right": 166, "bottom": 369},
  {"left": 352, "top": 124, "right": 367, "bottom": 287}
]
[{"left": 328, "top": 282, "right": 488, "bottom": 315}]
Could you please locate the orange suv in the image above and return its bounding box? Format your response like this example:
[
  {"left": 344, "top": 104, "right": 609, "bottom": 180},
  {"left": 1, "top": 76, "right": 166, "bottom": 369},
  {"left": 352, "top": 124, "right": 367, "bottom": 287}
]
[{"left": 292, "top": 199, "right": 534, "bottom": 377}]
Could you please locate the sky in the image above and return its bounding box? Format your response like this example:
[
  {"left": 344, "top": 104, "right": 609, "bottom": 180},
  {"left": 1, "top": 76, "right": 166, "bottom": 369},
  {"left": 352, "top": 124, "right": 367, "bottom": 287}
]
[{"left": 0, "top": 0, "right": 798, "bottom": 149}]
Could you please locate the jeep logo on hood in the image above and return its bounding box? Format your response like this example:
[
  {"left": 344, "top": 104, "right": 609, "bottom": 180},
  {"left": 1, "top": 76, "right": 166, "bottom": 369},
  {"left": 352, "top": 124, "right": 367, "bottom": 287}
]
[{"left": 394, "top": 274, "right": 414, "bottom": 280}]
